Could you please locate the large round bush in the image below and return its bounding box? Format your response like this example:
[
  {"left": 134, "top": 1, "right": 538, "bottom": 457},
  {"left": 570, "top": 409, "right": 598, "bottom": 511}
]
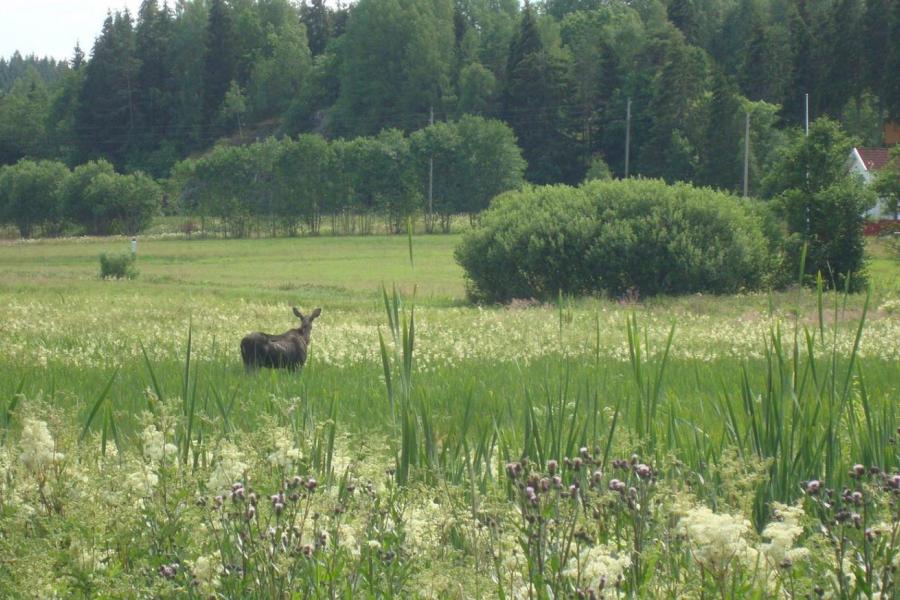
[{"left": 455, "top": 178, "right": 779, "bottom": 302}]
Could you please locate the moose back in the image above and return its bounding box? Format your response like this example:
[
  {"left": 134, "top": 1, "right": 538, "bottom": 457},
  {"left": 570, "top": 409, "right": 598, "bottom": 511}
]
[{"left": 241, "top": 307, "right": 321, "bottom": 371}]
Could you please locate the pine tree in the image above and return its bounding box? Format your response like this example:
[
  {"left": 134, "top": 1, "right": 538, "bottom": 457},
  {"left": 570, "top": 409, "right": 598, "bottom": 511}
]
[
  {"left": 668, "top": 0, "right": 698, "bottom": 44},
  {"left": 864, "top": 0, "right": 890, "bottom": 112},
  {"left": 699, "top": 69, "right": 744, "bottom": 191},
  {"left": 300, "top": 0, "right": 332, "bottom": 56},
  {"left": 641, "top": 31, "right": 707, "bottom": 182},
  {"left": 71, "top": 43, "right": 85, "bottom": 70},
  {"left": 75, "top": 11, "right": 139, "bottom": 167},
  {"left": 886, "top": 0, "right": 900, "bottom": 119},
  {"left": 134, "top": 0, "right": 175, "bottom": 163},
  {"left": 823, "top": 0, "right": 864, "bottom": 117},
  {"left": 203, "top": 0, "right": 237, "bottom": 128},
  {"left": 502, "top": 3, "right": 577, "bottom": 184},
  {"left": 739, "top": 13, "right": 790, "bottom": 105}
]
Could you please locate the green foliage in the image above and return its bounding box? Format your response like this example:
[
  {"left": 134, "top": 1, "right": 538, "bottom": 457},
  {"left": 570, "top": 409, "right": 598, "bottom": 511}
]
[
  {"left": 455, "top": 178, "right": 777, "bottom": 302},
  {"left": 81, "top": 171, "right": 162, "bottom": 236},
  {"left": 768, "top": 119, "right": 875, "bottom": 291},
  {"left": 0, "top": 159, "right": 69, "bottom": 237},
  {"left": 872, "top": 147, "right": 900, "bottom": 218},
  {"left": 75, "top": 11, "right": 139, "bottom": 168},
  {"left": 0, "top": 69, "right": 51, "bottom": 165},
  {"left": 99, "top": 251, "right": 138, "bottom": 279},
  {"left": 409, "top": 115, "right": 525, "bottom": 230}
]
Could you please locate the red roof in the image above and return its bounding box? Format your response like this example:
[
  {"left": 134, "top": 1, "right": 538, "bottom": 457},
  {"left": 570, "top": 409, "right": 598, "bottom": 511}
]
[{"left": 856, "top": 147, "right": 893, "bottom": 171}]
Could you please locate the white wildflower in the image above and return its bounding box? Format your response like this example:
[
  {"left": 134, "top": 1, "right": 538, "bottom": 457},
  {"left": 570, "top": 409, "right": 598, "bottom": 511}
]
[
  {"left": 403, "top": 497, "right": 446, "bottom": 555},
  {"left": 267, "top": 435, "right": 302, "bottom": 469},
  {"left": 19, "top": 418, "right": 64, "bottom": 473},
  {"left": 564, "top": 544, "right": 631, "bottom": 589},
  {"left": 678, "top": 505, "right": 754, "bottom": 571},
  {"left": 140, "top": 426, "right": 176, "bottom": 463},
  {"left": 191, "top": 553, "right": 221, "bottom": 596},
  {"left": 126, "top": 467, "right": 159, "bottom": 497},
  {"left": 207, "top": 442, "right": 247, "bottom": 494},
  {"left": 760, "top": 503, "right": 809, "bottom": 565}
]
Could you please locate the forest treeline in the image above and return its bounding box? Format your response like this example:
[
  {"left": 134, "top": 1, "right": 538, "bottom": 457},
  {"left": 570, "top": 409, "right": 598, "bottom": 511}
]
[{"left": 1, "top": 0, "right": 899, "bottom": 196}]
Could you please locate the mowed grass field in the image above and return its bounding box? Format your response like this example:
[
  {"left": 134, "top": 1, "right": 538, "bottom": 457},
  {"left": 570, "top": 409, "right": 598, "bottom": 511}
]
[{"left": 0, "top": 233, "right": 898, "bottom": 597}]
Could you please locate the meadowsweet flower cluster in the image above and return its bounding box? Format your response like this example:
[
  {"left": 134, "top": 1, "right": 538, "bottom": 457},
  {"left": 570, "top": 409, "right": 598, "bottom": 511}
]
[
  {"left": 678, "top": 506, "right": 755, "bottom": 571},
  {"left": 19, "top": 418, "right": 63, "bottom": 473}
]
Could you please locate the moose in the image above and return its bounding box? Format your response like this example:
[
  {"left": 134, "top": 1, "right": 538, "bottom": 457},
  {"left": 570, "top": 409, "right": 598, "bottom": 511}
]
[{"left": 241, "top": 307, "right": 321, "bottom": 371}]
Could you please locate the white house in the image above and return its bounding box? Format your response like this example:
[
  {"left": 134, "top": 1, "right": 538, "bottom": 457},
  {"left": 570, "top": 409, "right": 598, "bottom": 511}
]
[{"left": 847, "top": 147, "right": 893, "bottom": 217}]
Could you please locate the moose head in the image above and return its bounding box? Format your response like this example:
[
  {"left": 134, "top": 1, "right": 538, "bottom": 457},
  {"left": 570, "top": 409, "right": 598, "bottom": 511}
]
[
  {"left": 292, "top": 306, "right": 322, "bottom": 340},
  {"left": 241, "top": 306, "right": 322, "bottom": 371}
]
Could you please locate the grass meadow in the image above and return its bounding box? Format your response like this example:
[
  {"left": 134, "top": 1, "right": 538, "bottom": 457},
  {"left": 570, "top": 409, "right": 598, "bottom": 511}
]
[{"left": 0, "top": 233, "right": 898, "bottom": 598}]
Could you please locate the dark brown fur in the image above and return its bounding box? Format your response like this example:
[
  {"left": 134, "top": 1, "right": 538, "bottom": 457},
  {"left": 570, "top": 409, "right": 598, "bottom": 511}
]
[{"left": 241, "top": 307, "right": 321, "bottom": 371}]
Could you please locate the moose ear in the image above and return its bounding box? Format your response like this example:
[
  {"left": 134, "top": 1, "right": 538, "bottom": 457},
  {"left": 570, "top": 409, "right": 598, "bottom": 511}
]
[
  {"left": 292, "top": 307, "right": 303, "bottom": 319},
  {"left": 310, "top": 308, "right": 322, "bottom": 319}
]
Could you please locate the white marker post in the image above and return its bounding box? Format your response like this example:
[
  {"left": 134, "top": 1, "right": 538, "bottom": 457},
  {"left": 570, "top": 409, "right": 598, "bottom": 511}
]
[{"left": 131, "top": 237, "right": 137, "bottom": 256}]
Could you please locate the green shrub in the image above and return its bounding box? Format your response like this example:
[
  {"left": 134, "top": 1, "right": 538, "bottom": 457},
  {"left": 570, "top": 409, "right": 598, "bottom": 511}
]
[
  {"left": 99, "top": 252, "right": 138, "bottom": 280},
  {"left": 455, "top": 178, "right": 779, "bottom": 302}
]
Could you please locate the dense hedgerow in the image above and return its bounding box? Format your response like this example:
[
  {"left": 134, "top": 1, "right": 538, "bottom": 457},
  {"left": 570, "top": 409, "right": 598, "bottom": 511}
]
[{"left": 455, "top": 179, "right": 782, "bottom": 302}]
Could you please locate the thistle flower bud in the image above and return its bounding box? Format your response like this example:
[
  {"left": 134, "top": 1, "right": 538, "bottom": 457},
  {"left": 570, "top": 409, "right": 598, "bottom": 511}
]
[
  {"left": 246, "top": 505, "right": 256, "bottom": 520},
  {"left": 609, "top": 479, "right": 626, "bottom": 493},
  {"left": 573, "top": 457, "right": 583, "bottom": 470},
  {"left": 635, "top": 464, "right": 651, "bottom": 478},
  {"left": 233, "top": 487, "right": 245, "bottom": 502},
  {"left": 552, "top": 475, "right": 562, "bottom": 488},
  {"left": 214, "top": 495, "right": 224, "bottom": 508},
  {"left": 539, "top": 478, "right": 550, "bottom": 493},
  {"left": 248, "top": 492, "right": 258, "bottom": 506},
  {"left": 852, "top": 464, "right": 866, "bottom": 477},
  {"left": 270, "top": 494, "right": 280, "bottom": 505},
  {"left": 630, "top": 454, "right": 639, "bottom": 465},
  {"left": 506, "top": 462, "right": 522, "bottom": 479},
  {"left": 302, "top": 544, "right": 313, "bottom": 558},
  {"left": 305, "top": 478, "right": 318, "bottom": 491},
  {"left": 569, "top": 484, "right": 578, "bottom": 499},
  {"left": 850, "top": 491, "right": 863, "bottom": 505},
  {"left": 805, "top": 480, "right": 821, "bottom": 495},
  {"left": 779, "top": 558, "right": 793, "bottom": 569},
  {"left": 232, "top": 482, "right": 243, "bottom": 492},
  {"left": 851, "top": 512, "right": 862, "bottom": 528},
  {"left": 547, "top": 459, "right": 558, "bottom": 475},
  {"left": 891, "top": 474, "right": 900, "bottom": 489},
  {"left": 289, "top": 475, "right": 303, "bottom": 489},
  {"left": 580, "top": 447, "right": 590, "bottom": 459},
  {"left": 591, "top": 470, "right": 603, "bottom": 485},
  {"left": 274, "top": 502, "right": 285, "bottom": 516}
]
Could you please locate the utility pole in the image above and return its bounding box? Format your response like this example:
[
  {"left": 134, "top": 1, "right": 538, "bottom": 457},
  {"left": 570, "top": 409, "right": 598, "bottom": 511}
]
[
  {"left": 743, "top": 112, "right": 750, "bottom": 198},
  {"left": 624, "top": 98, "right": 632, "bottom": 178},
  {"left": 804, "top": 93, "right": 810, "bottom": 237},
  {"left": 804, "top": 93, "right": 809, "bottom": 137},
  {"left": 428, "top": 105, "right": 434, "bottom": 233}
]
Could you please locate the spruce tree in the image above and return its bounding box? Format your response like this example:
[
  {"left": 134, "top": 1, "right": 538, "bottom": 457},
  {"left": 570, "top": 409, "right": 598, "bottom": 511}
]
[
  {"left": 699, "top": 69, "right": 744, "bottom": 192},
  {"left": 300, "top": 0, "right": 332, "bottom": 56},
  {"left": 886, "top": 0, "right": 900, "bottom": 119},
  {"left": 864, "top": 0, "right": 890, "bottom": 115},
  {"left": 668, "top": 0, "right": 698, "bottom": 44},
  {"left": 135, "top": 0, "right": 174, "bottom": 163},
  {"left": 75, "top": 11, "right": 139, "bottom": 167},
  {"left": 202, "top": 0, "right": 237, "bottom": 128},
  {"left": 502, "top": 3, "right": 577, "bottom": 184}
]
